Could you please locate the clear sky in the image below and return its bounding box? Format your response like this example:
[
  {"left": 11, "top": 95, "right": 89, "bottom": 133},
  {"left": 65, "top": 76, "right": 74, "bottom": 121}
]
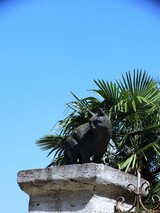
[{"left": 0, "top": 0, "right": 160, "bottom": 212}]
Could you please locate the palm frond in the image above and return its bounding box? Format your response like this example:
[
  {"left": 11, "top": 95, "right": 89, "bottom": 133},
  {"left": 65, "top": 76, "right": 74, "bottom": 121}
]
[
  {"left": 93, "top": 80, "right": 120, "bottom": 105},
  {"left": 36, "top": 135, "right": 63, "bottom": 151},
  {"left": 36, "top": 135, "right": 65, "bottom": 159}
]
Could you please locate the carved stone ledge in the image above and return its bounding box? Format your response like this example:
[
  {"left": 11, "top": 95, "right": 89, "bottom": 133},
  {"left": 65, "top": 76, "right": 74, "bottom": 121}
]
[{"left": 17, "top": 163, "right": 148, "bottom": 213}]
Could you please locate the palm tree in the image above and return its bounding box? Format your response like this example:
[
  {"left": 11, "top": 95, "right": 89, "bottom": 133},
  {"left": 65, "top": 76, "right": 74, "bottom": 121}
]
[{"left": 36, "top": 70, "right": 160, "bottom": 197}]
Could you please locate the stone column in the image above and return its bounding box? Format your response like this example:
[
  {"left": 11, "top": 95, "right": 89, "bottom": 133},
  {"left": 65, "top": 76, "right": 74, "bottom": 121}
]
[{"left": 17, "top": 163, "right": 147, "bottom": 213}]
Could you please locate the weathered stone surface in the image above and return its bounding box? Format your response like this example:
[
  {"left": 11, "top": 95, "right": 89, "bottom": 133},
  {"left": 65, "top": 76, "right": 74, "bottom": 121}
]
[{"left": 17, "top": 163, "right": 148, "bottom": 213}]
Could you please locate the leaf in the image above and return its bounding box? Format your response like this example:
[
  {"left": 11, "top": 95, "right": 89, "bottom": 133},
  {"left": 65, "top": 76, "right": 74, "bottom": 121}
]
[
  {"left": 118, "top": 155, "right": 134, "bottom": 171},
  {"left": 152, "top": 144, "right": 160, "bottom": 155},
  {"left": 132, "top": 99, "right": 136, "bottom": 112}
]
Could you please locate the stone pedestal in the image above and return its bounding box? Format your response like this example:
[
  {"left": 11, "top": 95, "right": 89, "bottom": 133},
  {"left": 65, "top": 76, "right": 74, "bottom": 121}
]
[{"left": 17, "top": 163, "right": 147, "bottom": 213}]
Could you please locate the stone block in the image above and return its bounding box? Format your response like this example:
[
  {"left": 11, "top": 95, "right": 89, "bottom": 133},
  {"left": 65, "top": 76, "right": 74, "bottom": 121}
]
[{"left": 17, "top": 163, "right": 148, "bottom": 213}]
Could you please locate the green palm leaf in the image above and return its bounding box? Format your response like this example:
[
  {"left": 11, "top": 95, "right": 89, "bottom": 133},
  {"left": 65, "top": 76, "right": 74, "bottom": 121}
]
[{"left": 93, "top": 80, "right": 119, "bottom": 105}]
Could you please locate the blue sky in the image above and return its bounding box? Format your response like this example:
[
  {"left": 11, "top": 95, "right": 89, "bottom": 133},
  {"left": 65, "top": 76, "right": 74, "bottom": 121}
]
[{"left": 0, "top": 0, "right": 160, "bottom": 212}]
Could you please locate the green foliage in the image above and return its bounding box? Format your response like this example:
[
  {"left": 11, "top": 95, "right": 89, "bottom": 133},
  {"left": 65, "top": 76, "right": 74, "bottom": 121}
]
[{"left": 36, "top": 69, "right": 160, "bottom": 197}]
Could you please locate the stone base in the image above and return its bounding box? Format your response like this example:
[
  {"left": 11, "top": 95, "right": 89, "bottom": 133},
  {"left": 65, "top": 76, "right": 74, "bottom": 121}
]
[
  {"left": 29, "top": 192, "right": 119, "bottom": 213},
  {"left": 17, "top": 163, "right": 147, "bottom": 213}
]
